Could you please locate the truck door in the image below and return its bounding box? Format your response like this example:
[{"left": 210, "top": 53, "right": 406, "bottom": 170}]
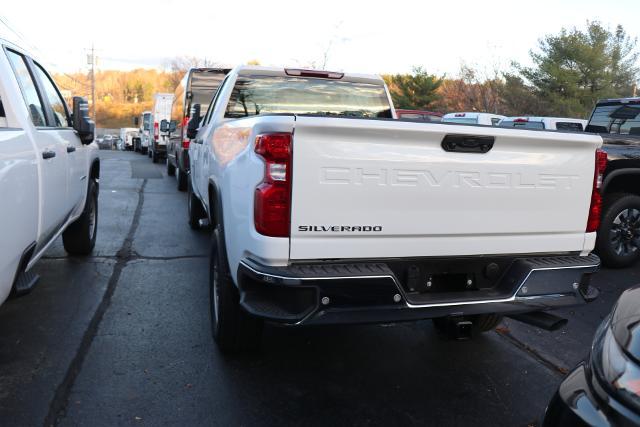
[
  {"left": 0, "top": 77, "right": 38, "bottom": 300},
  {"left": 6, "top": 50, "right": 69, "bottom": 246},
  {"left": 31, "top": 61, "right": 87, "bottom": 214}
]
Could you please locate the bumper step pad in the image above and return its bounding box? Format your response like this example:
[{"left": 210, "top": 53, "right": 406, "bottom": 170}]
[{"left": 13, "top": 269, "right": 40, "bottom": 296}]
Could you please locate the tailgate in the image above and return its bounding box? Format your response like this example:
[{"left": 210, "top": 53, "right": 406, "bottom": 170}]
[{"left": 289, "top": 117, "right": 602, "bottom": 260}]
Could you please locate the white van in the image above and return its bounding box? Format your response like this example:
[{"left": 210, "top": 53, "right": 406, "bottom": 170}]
[
  {"left": 137, "top": 111, "right": 152, "bottom": 154},
  {"left": 149, "top": 93, "right": 174, "bottom": 163},
  {"left": 119, "top": 127, "right": 138, "bottom": 151},
  {"left": 498, "top": 116, "right": 588, "bottom": 132},
  {"left": 442, "top": 112, "right": 506, "bottom": 126}
]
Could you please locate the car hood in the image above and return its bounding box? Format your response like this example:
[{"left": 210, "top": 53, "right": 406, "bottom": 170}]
[{"left": 611, "top": 285, "right": 640, "bottom": 363}]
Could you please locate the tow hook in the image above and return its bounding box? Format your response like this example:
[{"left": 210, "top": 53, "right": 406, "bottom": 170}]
[{"left": 438, "top": 316, "right": 473, "bottom": 340}]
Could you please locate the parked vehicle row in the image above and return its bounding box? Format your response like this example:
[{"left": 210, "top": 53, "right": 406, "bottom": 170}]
[
  {"left": 1, "top": 33, "right": 638, "bottom": 423},
  {"left": 0, "top": 38, "right": 99, "bottom": 307}
]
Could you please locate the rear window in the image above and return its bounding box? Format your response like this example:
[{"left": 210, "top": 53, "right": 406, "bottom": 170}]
[
  {"left": 190, "top": 71, "right": 227, "bottom": 114},
  {"left": 499, "top": 120, "right": 545, "bottom": 130},
  {"left": 399, "top": 113, "right": 441, "bottom": 122},
  {"left": 555, "top": 122, "right": 584, "bottom": 132},
  {"left": 442, "top": 117, "right": 478, "bottom": 124},
  {"left": 143, "top": 113, "right": 151, "bottom": 129},
  {"left": 586, "top": 103, "right": 640, "bottom": 135},
  {"left": 224, "top": 75, "right": 392, "bottom": 119}
]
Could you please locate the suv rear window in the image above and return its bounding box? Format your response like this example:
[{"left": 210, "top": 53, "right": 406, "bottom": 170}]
[
  {"left": 442, "top": 117, "right": 478, "bottom": 124},
  {"left": 225, "top": 75, "right": 392, "bottom": 119},
  {"left": 499, "top": 120, "right": 545, "bottom": 130},
  {"left": 556, "top": 122, "right": 584, "bottom": 132},
  {"left": 587, "top": 103, "right": 640, "bottom": 135}
]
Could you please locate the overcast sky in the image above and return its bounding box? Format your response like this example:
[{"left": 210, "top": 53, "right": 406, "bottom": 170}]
[{"left": 2, "top": 0, "right": 639, "bottom": 78}]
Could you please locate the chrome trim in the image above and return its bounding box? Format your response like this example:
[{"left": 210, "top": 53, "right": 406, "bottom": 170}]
[{"left": 239, "top": 259, "right": 598, "bottom": 309}]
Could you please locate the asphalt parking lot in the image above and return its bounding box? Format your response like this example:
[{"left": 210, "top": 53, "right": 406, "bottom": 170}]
[{"left": 1, "top": 150, "right": 639, "bottom": 427}]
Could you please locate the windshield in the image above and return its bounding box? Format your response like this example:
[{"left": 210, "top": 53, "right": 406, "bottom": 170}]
[
  {"left": 499, "top": 120, "right": 545, "bottom": 130},
  {"left": 587, "top": 103, "right": 640, "bottom": 135},
  {"left": 224, "top": 75, "right": 392, "bottom": 119}
]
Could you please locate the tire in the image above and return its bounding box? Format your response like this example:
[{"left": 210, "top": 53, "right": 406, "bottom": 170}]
[
  {"left": 188, "top": 181, "right": 206, "bottom": 229},
  {"left": 62, "top": 179, "right": 98, "bottom": 255},
  {"left": 470, "top": 313, "right": 503, "bottom": 332},
  {"left": 148, "top": 149, "right": 152, "bottom": 158},
  {"left": 209, "top": 228, "right": 263, "bottom": 352},
  {"left": 167, "top": 157, "right": 176, "bottom": 176},
  {"left": 595, "top": 193, "right": 640, "bottom": 268},
  {"left": 152, "top": 150, "right": 159, "bottom": 163},
  {"left": 177, "top": 167, "right": 187, "bottom": 192}
]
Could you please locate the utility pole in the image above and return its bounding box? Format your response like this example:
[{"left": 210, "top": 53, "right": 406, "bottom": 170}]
[{"left": 87, "top": 45, "right": 96, "bottom": 122}]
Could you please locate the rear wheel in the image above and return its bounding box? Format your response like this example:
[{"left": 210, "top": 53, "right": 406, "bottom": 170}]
[
  {"left": 62, "top": 179, "right": 98, "bottom": 255},
  {"left": 177, "top": 167, "right": 187, "bottom": 192},
  {"left": 148, "top": 149, "right": 152, "bottom": 158},
  {"left": 188, "top": 181, "right": 206, "bottom": 229},
  {"left": 152, "top": 150, "right": 159, "bottom": 163},
  {"left": 167, "top": 157, "right": 176, "bottom": 176},
  {"left": 595, "top": 193, "right": 640, "bottom": 268},
  {"left": 471, "top": 313, "right": 503, "bottom": 332},
  {"left": 209, "top": 228, "right": 263, "bottom": 352}
]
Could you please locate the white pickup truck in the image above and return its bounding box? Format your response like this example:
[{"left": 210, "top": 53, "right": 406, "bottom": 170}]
[
  {"left": 187, "top": 66, "right": 604, "bottom": 352},
  {"left": 0, "top": 39, "right": 99, "bottom": 307}
]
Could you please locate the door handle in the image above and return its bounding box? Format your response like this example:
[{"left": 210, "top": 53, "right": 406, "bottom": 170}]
[
  {"left": 67, "top": 146, "right": 76, "bottom": 153},
  {"left": 42, "top": 150, "right": 56, "bottom": 159},
  {"left": 441, "top": 134, "right": 495, "bottom": 153}
]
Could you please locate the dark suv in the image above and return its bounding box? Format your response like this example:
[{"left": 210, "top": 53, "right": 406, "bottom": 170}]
[
  {"left": 586, "top": 97, "right": 640, "bottom": 267},
  {"left": 166, "top": 68, "right": 230, "bottom": 191}
]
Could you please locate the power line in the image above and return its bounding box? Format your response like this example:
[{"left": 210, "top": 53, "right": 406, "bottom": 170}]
[{"left": 0, "top": 14, "right": 92, "bottom": 91}]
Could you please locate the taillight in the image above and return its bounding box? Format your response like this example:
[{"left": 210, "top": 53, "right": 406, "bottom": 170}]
[
  {"left": 254, "top": 133, "right": 292, "bottom": 237},
  {"left": 182, "top": 139, "right": 190, "bottom": 149},
  {"left": 586, "top": 149, "right": 608, "bottom": 232},
  {"left": 153, "top": 122, "right": 159, "bottom": 141}
]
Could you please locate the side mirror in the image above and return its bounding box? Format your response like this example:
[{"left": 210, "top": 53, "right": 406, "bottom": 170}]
[
  {"left": 134, "top": 117, "right": 139, "bottom": 126},
  {"left": 186, "top": 104, "right": 201, "bottom": 139},
  {"left": 72, "top": 97, "right": 95, "bottom": 144}
]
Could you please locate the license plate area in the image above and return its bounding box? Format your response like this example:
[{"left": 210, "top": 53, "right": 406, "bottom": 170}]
[{"left": 387, "top": 257, "right": 515, "bottom": 297}]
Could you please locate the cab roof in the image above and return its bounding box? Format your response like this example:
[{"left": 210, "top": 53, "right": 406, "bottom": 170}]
[{"left": 233, "top": 65, "right": 386, "bottom": 85}]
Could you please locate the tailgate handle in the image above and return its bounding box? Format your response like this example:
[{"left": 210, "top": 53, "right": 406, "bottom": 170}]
[{"left": 441, "top": 134, "right": 494, "bottom": 153}]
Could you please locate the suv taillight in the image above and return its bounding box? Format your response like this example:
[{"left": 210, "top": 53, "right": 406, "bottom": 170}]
[
  {"left": 254, "top": 133, "right": 292, "bottom": 237},
  {"left": 153, "top": 122, "right": 159, "bottom": 141},
  {"left": 586, "top": 149, "right": 608, "bottom": 232}
]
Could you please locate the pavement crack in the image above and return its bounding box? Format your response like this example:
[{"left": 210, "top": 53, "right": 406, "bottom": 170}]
[
  {"left": 494, "top": 328, "right": 567, "bottom": 377},
  {"left": 43, "top": 179, "right": 148, "bottom": 427}
]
